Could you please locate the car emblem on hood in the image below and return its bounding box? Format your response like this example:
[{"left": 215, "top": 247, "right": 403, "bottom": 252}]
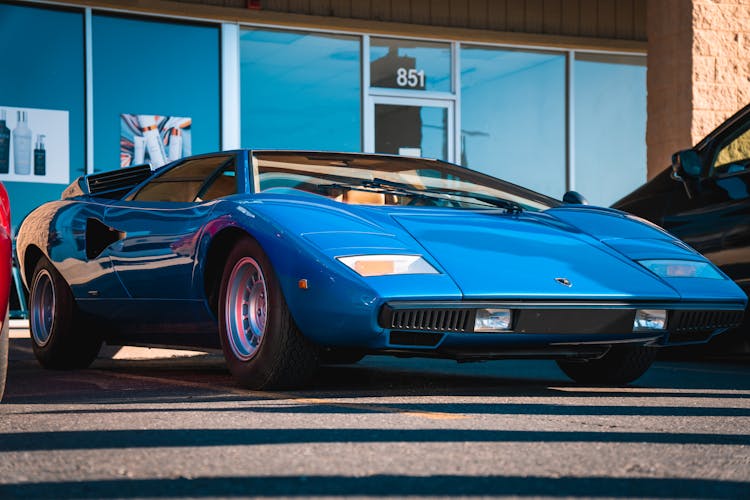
[{"left": 555, "top": 277, "right": 572, "bottom": 287}]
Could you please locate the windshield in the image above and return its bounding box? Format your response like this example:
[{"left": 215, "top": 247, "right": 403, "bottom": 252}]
[{"left": 253, "top": 151, "right": 559, "bottom": 212}]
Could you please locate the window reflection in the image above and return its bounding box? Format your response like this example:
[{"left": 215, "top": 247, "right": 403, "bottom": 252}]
[
  {"left": 0, "top": 3, "right": 86, "bottom": 227},
  {"left": 713, "top": 125, "right": 750, "bottom": 172},
  {"left": 240, "top": 29, "right": 361, "bottom": 152},
  {"left": 574, "top": 53, "right": 646, "bottom": 206},
  {"left": 93, "top": 15, "right": 220, "bottom": 173},
  {"left": 374, "top": 104, "right": 448, "bottom": 160},
  {"left": 460, "top": 46, "right": 566, "bottom": 198},
  {"left": 371, "top": 38, "right": 451, "bottom": 92}
]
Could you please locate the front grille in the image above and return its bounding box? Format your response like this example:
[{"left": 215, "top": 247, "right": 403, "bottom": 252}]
[
  {"left": 669, "top": 309, "right": 744, "bottom": 332},
  {"left": 385, "top": 308, "right": 472, "bottom": 333}
]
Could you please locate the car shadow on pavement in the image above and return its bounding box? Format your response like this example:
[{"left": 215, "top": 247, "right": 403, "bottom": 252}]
[
  {"left": 0, "top": 427, "right": 749, "bottom": 452},
  {"left": 0, "top": 473, "right": 748, "bottom": 499},
  {"left": 6, "top": 337, "right": 750, "bottom": 404}
]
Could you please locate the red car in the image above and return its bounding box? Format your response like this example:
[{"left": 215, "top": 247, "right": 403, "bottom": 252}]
[{"left": 0, "top": 184, "right": 11, "bottom": 401}]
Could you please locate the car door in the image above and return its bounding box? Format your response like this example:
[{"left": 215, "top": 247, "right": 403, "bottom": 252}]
[
  {"left": 45, "top": 198, "right": 132, "bottom": 307},
  {"left": 661, "top": 115, "right": 750, "bottom": 290},
  {"left": 102, "top": 153, "right": 240, "bottom": 334}
]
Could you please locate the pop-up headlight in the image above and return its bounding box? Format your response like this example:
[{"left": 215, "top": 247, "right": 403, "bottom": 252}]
[
  {"left": 337, "top": 255, "right": 439, "bottom": 277},
  {"left": 474, "top": 308, "right": 512, "bottom": 332},
  {"left": 633, "top": 309, "right": 667, "bottom": 331},
  {"left": 638, "top": 259, "right": 724, "bottom": 279}
]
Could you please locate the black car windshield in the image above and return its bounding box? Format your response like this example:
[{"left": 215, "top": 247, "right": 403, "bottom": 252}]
[{"left": 253, "top": 151, "right": 559, "bottom": 212}]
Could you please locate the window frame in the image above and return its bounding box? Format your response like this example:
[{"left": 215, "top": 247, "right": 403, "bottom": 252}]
[{"left": 127, "top": 153, "right": 236, "bottom": 203}]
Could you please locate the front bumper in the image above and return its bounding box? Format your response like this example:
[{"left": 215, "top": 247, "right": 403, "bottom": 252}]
[{"left": 377, "top": 301, "right": 745, "bottom": 353}]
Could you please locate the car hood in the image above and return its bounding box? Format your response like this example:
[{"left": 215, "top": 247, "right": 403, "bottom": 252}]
[
  {"left": 246, "top": 195, "right": 744, "bottom": 303},
  {"left": 391, "top": 210, "right": 682, "bottom": 300}
]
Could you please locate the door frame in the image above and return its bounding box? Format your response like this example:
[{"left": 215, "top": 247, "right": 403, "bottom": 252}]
[{"left": 364, "top": 95, "right": 455, "bottom": 163}]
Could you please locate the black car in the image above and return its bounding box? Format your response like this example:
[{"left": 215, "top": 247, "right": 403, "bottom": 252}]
[{"left": 614, "top": 103, "right": 750, "bottom": 348}]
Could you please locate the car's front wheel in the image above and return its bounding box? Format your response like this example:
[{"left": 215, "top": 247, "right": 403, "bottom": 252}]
[
  {"left": 218, "top": 237, "right": 319, "bottom": 389},
  {"left": 29, "top": 258, "right": 102, "bottom": 369},
  {"left": 556, "top": 344, "right": 657, "bottom": 385}
]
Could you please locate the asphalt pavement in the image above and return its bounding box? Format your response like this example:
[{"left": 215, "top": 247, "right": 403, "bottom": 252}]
[{"left": 1, "top": 324, "right": 749, "bottom": 499}]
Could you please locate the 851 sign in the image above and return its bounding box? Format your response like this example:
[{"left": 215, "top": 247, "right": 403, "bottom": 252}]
[{"left": 396, "top": 68, "right": 426, "bottom": 90}]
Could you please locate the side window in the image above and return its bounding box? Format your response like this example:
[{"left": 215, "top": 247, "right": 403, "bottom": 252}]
[
  {"left": 132, "top": 155, "right": 232, "bottom": 202},
  {"left": 713, "top": 125, "right": 750, "bottom": 174},
  {"left": 195, "top": 160, "right": 237, "bottom": 202}
]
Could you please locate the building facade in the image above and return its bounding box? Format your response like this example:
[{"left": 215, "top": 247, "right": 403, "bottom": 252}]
[{"left": 0, "top": 0, "right": 745, "bottom": 228}]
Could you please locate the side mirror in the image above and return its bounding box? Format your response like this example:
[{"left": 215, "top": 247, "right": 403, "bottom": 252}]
[
  {"left": 671, "top": 149, "right": 702, "bottom": 199},
  {"left": 671, "top": 149, "right": 702, "bottom": 181},
  {"left": 562, "top": 191, "right": 588, "bottom": 205}
]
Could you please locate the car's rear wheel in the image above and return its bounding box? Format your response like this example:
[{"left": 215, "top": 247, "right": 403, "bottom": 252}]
[
  {"left": 556, "top": 344, "right": 657, "bottom": 385},
  {"left": 218, "top": 237, "right": 319, "bottom": 389},
  {"left": 29, "top": 259, "right": 101, "bottom": 369},
  {"left": 0, "top": 309, "right": 8, "bottom": 401}
]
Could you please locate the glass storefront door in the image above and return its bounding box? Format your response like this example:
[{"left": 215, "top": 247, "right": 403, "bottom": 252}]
[{"left": 370, "top": 97, "right": 454, "bottom": 162}]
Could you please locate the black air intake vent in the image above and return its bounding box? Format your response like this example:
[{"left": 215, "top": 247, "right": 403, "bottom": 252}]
[
  {"left": 380, "top": 306, "right": 473, "bottom": 333},
  {"left": 86, "top": 164, "right": 153, "bottom": 199},
  {"left": 670, "top": 309, "right": 744, "bottom": 333}
]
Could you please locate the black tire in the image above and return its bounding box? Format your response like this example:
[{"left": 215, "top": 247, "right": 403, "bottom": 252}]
[
  {"left": 319, "top": 348, "right": 366, "bottom": 365},
  {"left": 0, "top": 309, "right": 8, "bottom": 402},
  {"left": 29, "top": 258, "right": 102, "bottom": 369},
  {"left": 557, "top": 344, "right": 657, "bottom": 385},
  {"left": 218, "top": 237, "right": 319, "bottom": 389}
]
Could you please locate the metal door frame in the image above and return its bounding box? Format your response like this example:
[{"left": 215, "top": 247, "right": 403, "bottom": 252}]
[{"left": 365, "top": 95, "right": 455, "bottom": 163}]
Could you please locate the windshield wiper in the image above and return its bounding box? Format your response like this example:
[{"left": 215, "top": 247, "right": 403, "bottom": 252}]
[
  {"left": 364, "top": 178, "right": 416, "bottom": 191},
  {"left": 369, "top": 178, "right": 523, "bottom": 213},
  {"left": 317, "top": 179, "right": 523, "bottom": 213},
  {"left": 440, "top": 191, "right": 524, "bottom": 213},
  {"left": 317, "top": 180, "right": 438, "bottom": 203}
]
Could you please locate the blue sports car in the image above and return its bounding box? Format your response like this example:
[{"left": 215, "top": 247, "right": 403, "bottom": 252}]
[{"left": 16, "top": 151, "right": 747, "bottom": 388}]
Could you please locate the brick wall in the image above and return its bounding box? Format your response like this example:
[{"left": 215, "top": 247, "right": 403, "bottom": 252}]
[
  {"left": 691, "top": 0, "right": 750, "bottom": 141},
  {"left": 647, "top": 0, "right": 750, "bottom": 178},
  {"left": 646, "top": 0, "right": 694, "bottom": 176}
]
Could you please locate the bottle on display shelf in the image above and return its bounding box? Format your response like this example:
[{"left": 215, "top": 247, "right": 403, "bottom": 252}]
[
  {"left": 137, "top": 115, "right": 167, "bottom": 168},
  {"left": 168, "top": 128, "right": 182, "bottom": 162},
  {"left": 34, "top": 134, "right": 46, "bottom": 176},
  {"left": 0, "top": 110, "right": 9, "bottom": 174},
  {"left": 133, "top": 135, "right": 146, "bottom": 165},
  {"left": 13, "top": 110, "right": 32, "bottom": 175}
]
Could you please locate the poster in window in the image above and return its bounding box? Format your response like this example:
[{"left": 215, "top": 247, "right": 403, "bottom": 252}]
[
  {"left": 0, "top": 105, "right": 69, "bottom": 184},
  {"left": 120, "top": 114, "right": 192, "bottom": 169}
]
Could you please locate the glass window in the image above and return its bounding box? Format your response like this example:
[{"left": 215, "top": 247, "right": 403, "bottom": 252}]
[
  {"left": 240, "top": 29, "right": 360, "bottom": 152},
  {"left": 92, "top": 15, "right": 220, "bottom": 173},
  {"left": 255, "top": 151, "right": 558, "bottom": 211},
  {"left": 713, "top": 124, "right": 750, "bottom": 174},
  {"left": 197, "top": 163, "right": 237, "bottom": 201},
  {"left": 370, "top": 38, "right": 451, "bottom": 93},
  {"left": 374, "top": 103, "right": 449, "bottom": 160},
  {"left": 0, "top": 3, "right": 85, "bottom": 227},
  {"left": 574, "top": 53, "right": 646, "bottom": 206},
  {"left": 460, "top": 46, "right": 566, "bottom": 198},
  {"left": 133, "top": 155, "right": 231, "bottom": 202}
]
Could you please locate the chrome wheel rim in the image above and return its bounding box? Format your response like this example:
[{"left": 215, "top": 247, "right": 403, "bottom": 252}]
[
  {"left": 224, "top": 257, "right": 268, "bottom": 361},
  {"left": 31, "top": 269, "right": 55, "bottom": 347}
]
